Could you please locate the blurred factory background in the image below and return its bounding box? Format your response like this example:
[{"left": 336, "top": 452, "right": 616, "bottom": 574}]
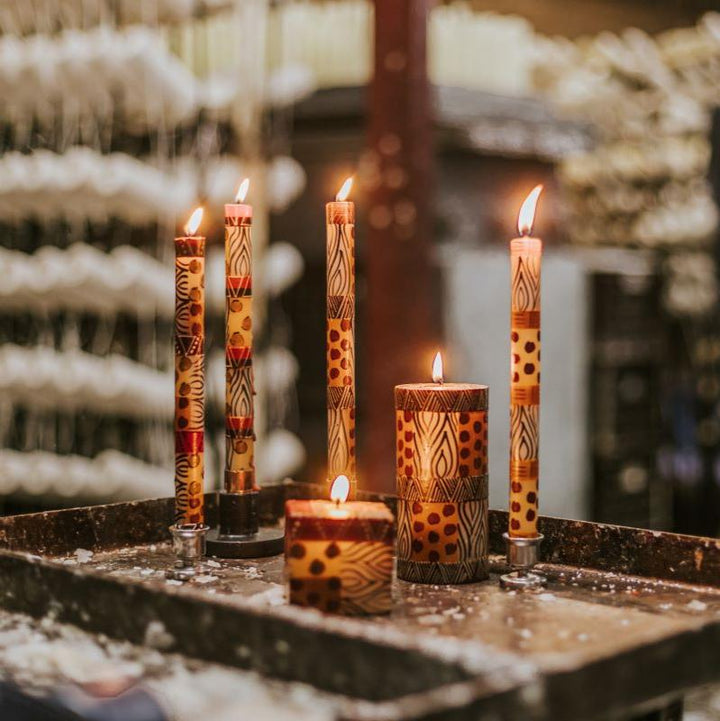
[{"left": 1, "top": 0, "right": 719, "bottom": 538}]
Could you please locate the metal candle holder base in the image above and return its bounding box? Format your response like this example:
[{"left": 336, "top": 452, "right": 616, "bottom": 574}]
[
  {"left": 167, "top": 523, "right": 209, "bottom": 581},
  {"left": 206, "top": 491, "right": 284, "bottom": 559},
  {"left": 499, "top": 532, "right": 547, "bottom": 590}
]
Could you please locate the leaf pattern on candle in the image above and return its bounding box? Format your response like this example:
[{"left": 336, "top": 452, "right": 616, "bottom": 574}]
[
  {"left": 511, "top": 253, "right": 541, "bottom": 312},
  {"left": 226, "top": 365, "right": 253, "bottom": 419},
  {"left": 326, "top": 223, "right": 354, "bottom": 298},
  {"left": 225, "top": 221, "right": 252, "bottom": 277},
  {"left": 509, "top": 405, "right": 539, "bottom": 461},
  {"left": 327, "top": 406, "right": 355, "bottom": 481}
]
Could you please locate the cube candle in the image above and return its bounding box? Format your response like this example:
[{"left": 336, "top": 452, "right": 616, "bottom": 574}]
[{"left": 285, "top": 478, "right": 394, "bottom": 615}]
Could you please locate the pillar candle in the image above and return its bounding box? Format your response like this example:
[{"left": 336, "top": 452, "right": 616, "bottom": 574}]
[
  {"left": 174, "top": 207, "right": 205, "bottom": 525},
  {"left": 326, "top": 177, "right": 356, "bottom": 498},
  {"left": 224, "top": 179, "right": 256, "bottom": 498},
  {"left": 285, "top": 476, "right": 393, "bottom": 615},
  {"left": 509, "top": 186, "right": 543, "bottom": 538},
  {"left": 395, "top": 354, "right": 489, "bottom": 584}
]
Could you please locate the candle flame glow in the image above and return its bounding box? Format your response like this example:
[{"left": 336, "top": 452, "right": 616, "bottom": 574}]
[
  {"left": 184, "top": 207, "right": 204, "bottom": 236},
  {"left": 235, "top": 178, "right": 250, "bottom": 203},
  {"left": 330, "top": 475, "right": 350, "bottom": 503},
  {"left": 336, "top": 176, "right": 353, "bottom": 202},
  {"left": 432, "top": 352, "right": 444, "bottom": 384},
  {"left": 517, "top": 185, "right": 543, "bottom": 237}
]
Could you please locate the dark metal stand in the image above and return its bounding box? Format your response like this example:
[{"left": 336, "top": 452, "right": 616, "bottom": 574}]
[
  {"left": 206, "top": 491, "right": 284, "bottom": 559},
  {"left": 500, "top": 532, "right": 547, "bottom": 590}
]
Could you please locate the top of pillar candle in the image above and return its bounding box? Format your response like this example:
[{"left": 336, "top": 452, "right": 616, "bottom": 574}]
[
  {"left": 511, "top": 236, "right": 542, "bottom": 254},
  {"left": 395, "top": 383, "right": 488, "bottom": 412},
  {"left": 225, "top": 203, "right": 253, "bottom": 220},
  {"left": 326, "top": 201, "right": 355, "bottom": 225},
  {"left": 174, "top": 236, "right": 205, "bottom": 257},
  {"left": 285, "top": 499, "right": 394, "bottom": 542}
]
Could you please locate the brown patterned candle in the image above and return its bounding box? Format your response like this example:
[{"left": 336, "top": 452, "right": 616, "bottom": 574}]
[
  {"left": 509, "top": 186, "right": 543, "bottom": 539},
  {"left": 174, "top": 207, "right": 205, "bottom": 525},
  {"left": 285, "top": 476, "right": 394, "bottom": 615},
  {"left": 224, "top": 179, "right": 256, "bottom": 502},
  {"left": 326, "top": 177, "right": 356, "bottom": 498},
  {"left": 395, "top": 354, "right": 488, "bottom": 584}
]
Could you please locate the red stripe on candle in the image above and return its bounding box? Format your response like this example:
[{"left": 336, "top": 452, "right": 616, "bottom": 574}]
[
  {"left": 175, "top": 431, "right": 204, "bottom": 453},
  {"left": 226, "top": 276, "right": 252, "bottom": 291},
  {"left": 226, "top": 416, "right": 253, "bottom": 432}
]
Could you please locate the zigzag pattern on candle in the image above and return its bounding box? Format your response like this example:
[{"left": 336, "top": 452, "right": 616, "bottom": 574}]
[
  {"left": 174, "top": 237, "right": 205, "bottom": 525},
  {"left": 396, "top": 474, "right": 488, "bottom": 502},
  {"left": 394, "top": 386, "right": 488, "bottom": 413},
  {"left": 326, "top": 212, "right": 355, "bottom": 494},
  {"left": 510, "top": 236, "right": 541, "bottom": 539},
  {"left": 396, "top": 558, "right": 489, "bottom": 585},
  {"left": 225, "top": 215, "right": 255, "bottom": 492}
]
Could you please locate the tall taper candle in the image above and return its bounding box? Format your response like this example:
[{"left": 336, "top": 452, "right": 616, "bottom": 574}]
[
  {"left": 174, "top": 207, "right": 205, "bottom": 525},
  {"left": 224, "top": 179, "right": 256, "bottom": 499},
  {"left": 509, "top": 186, "right": 543, "bottom": 538},
  {"left": 326, "top": 177, "right": 356, "bottom": 498}
]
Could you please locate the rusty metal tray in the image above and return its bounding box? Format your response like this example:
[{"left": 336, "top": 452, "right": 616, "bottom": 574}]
[{"left": 1, "top": 481, "right": 719, "bottom": 721}]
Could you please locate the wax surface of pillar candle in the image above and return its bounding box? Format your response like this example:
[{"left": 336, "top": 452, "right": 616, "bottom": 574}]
[
  {"left": 174, "top": 235, "right": 205, "bottom": 524},
  {"left": 224, "top": 202, "right": 256, "bottom": 493},
  {"left": 285, "top": 499, "right": 393, "bottom": 615},
  {"left": 509, "top": 236, "right": 541, "bottom": 538},
  {"left": 326, "top": 199, "right": 356, "bottom": 497},
  {"left": 394, "top": 383, "right": 489, "bottom": 584}
]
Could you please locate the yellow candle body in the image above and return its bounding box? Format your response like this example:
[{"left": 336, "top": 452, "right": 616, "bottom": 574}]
[
  {"left": 395, "top": 383, "right": 489, "bottom": 584},
  {"left": 174, "top": 236, "right": 206, "bottom": 525},
  {"left": 285, "top": 499, "right": 393, "bottom": 615},
  {"left": 224, "top": 206, "right": 256, "bottom": 493},
  {"left": 509, "top": 236, "right": 541, "bottom": 538},
  {"left": 326, "top": 201, "right": 356, "bottom": 497}
]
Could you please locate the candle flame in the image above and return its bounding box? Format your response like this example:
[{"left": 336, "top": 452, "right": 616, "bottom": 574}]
[
  {"left": 517, "top": 185, "right": 543, "bottom": 237},
  {"left": 336, "top": 176, "right": 353, "bottom": 202},
  {"left": 432, "top": 352, "right": 444, "bottom": 384},
  {"left": 235, "top": 178, "right": 250, "bottom": 203},
  {"left": 184, "top": 206, "right": 204, "bottom": 236},
  {"left": 330, "top": 475, "right": 350, "bottom": 503}
]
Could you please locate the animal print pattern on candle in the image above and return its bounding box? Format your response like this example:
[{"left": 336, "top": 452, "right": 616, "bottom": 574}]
[
  {"left": 395, "top": 397, "right": 489, "bottom": 584},
  {"left": 174, "top": 237, "right": 205, "bottom": 525},
  {"left": 395, "top": 410, "right": 487, "bottom": 480},
  {"left": 510, "top": 238, "right": 541, "bottom": 539},
  {"left": 225, "top": 215, "right": 255, "bottom": 492},
  {"left": 326, "top": 214, "right": 356, "bottom": 495},
  {"left": 286, "top": 539, "right": 392, "bottom": 615}
]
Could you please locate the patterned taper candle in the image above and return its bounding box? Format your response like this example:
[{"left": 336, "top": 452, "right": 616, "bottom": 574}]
[
  {"left": 285, "top": 476, "right": 394, "bottom": 615},
  {"left": 326, "top": 177, "right": 356, "bottom": 498},
  {"left": 174, "top": 207, "right": 205, "bottom": 525},
  {"left": 395, "top": 354, "right": 489, "bottom": 584},
  {"left": 509, "top": 186, "right": 543, "bottom": 538},
  {"left": 223, "top": 179, "right": 257, "bottom": 523}
]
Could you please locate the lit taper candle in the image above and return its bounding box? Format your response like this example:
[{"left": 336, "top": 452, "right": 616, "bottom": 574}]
[
  {"left": 509, "top": 186, "right": 543, "bottom": 538},
  {"left": 174, "top": 207, "right": 205, "bottom": 525},
  {"left": 224, "top": 179, "right": 256, "bottom": 500},
  {"left": 326, "top": 177, "right": 356, "bottom": 498}
]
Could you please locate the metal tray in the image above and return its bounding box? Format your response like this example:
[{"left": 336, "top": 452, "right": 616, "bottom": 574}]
[{"left": 1, "top": 481, "right": 719, "bottom": 721}]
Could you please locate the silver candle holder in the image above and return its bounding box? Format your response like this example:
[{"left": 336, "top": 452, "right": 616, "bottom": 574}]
[
  {"left": 167, "top": 523, "right": 209, "bottom": 581},
  {"left": 499, "top": 532, "right": 546, "bottom": 590}
]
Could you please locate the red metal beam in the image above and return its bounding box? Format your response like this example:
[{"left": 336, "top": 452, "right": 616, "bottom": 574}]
[{"left": 363, "top": 0, "right": 438, "bottom": 492}]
